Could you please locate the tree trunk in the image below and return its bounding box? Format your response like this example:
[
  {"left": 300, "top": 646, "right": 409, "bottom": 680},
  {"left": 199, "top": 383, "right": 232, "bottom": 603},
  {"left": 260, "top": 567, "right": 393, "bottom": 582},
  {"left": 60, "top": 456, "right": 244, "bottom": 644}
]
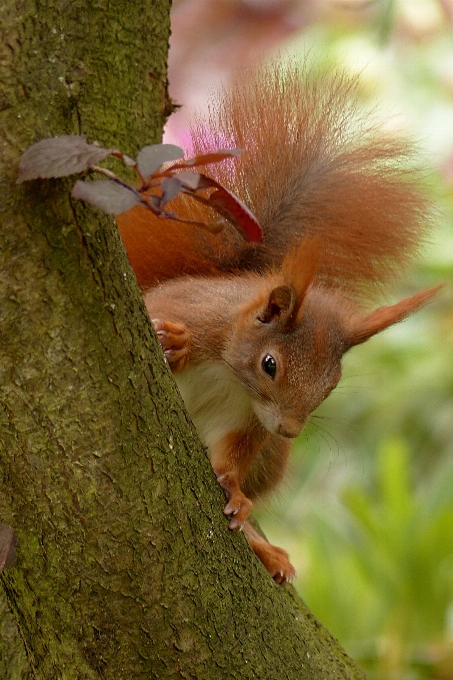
[{"left": 0, "top": 1, "right": 365, "bottom": 678}]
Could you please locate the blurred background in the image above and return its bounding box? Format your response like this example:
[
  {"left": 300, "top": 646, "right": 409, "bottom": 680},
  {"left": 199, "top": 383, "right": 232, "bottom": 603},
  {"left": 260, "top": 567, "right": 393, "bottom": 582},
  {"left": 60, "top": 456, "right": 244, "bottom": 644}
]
[{"left": 164, "top": 2, "right": 453, "bottom": 678}]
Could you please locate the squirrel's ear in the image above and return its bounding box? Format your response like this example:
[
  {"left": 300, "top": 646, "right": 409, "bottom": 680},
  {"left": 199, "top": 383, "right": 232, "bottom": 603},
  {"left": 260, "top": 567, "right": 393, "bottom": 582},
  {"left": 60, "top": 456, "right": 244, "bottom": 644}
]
[
  {"left": 346, "top": 285, "right": 443, "bottom": 347},
  {"left": 258, "top": 237, "right": 321, "bottom": 325},
  {"left": 281, "top": 236, "right": 321, "bottom": 323},
  {"left": 257, "top": 285, "right": 297, "bottom": 324}
]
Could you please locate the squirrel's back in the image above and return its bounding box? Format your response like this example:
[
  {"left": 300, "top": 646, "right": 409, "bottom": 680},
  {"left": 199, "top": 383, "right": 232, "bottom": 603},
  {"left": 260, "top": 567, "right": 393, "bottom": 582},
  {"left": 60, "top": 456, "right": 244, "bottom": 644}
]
[{"left": 117, "top": 60, "right": 433, "bottom": 301}]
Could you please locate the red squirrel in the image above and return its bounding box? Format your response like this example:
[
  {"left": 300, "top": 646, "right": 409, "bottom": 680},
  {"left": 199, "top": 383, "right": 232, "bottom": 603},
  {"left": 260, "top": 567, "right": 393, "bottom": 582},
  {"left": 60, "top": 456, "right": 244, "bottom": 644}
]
[{"left": 117, "top": 62, "right": 441, "bottom": 583}]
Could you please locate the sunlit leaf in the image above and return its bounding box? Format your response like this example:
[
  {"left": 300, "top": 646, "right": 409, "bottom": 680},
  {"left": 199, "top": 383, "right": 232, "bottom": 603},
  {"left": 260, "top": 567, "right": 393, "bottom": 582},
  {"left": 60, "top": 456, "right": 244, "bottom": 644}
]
[
  {"left": 165, "top": 148, "right": 243, "bottom": 173},
  {"left": 185, "top": 174, "right": 262, "bottom": 242},
  {"left": 206, "top": 187, "right": 262, "bottom": 242}
]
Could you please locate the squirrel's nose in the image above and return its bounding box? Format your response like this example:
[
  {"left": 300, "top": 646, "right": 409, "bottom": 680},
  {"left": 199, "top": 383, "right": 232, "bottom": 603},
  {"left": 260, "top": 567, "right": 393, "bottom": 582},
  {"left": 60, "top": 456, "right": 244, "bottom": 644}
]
[{"left": 277, "top": 418, "right": 305, "bottom": 439}]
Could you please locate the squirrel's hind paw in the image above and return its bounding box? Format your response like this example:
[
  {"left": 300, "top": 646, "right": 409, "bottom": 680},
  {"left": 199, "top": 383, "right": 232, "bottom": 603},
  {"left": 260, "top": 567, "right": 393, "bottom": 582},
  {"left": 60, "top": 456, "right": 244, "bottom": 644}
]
[{"left": 242, "top": 521, "right": 297, "bottom": 584}]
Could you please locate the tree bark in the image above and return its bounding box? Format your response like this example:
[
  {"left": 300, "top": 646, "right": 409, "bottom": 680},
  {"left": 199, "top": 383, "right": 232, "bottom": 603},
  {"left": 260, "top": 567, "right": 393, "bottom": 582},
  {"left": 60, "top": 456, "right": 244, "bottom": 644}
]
[{"left": 0, "top": 1, "right": 365, "bottom": 678}]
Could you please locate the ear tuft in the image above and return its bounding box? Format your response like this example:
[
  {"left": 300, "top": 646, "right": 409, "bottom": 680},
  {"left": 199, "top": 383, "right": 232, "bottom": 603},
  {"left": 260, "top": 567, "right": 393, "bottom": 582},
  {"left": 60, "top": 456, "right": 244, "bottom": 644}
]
[
  {"left": 347, "top": 284, "right": 444, "bottom": 347},
  {"left": 281, "top": 236, "right": 321, "bottom": 323},
  {"left": 257, "top": 285, "right": 296, "bottom": 324}
]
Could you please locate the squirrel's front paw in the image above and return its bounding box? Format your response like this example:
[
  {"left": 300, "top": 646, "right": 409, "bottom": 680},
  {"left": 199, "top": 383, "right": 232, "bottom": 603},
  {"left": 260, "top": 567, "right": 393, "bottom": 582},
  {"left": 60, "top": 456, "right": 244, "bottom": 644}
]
[
  {"left": 151, "top": 319, "right": 189, "bottom": 372},
  {"left": 215, "top": 472, "right": 253, "bottom": 529},
  {"left": 223, "top": 493, "right": 253, "bottom": 530}
]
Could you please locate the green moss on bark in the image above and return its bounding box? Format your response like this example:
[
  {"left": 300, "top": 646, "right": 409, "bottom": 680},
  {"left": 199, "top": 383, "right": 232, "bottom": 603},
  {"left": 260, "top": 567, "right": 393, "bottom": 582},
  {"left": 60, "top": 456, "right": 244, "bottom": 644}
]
[{"left": 0, "top": 1, "right": 365, "bottom": 678}]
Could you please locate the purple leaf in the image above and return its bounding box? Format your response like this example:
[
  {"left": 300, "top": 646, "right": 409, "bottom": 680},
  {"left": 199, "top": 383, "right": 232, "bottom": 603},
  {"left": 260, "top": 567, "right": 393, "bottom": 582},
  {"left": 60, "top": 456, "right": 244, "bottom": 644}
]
[
  {"left": 110, "top": 151, "right": 137, "bottom": 167},
  {"left": 206, "top": 187, "right": 262, "bottom": 242},
  {"left": 72, "top": 180, "right": 141, "bottom": 215},
  {"left": 137, "top": 144, "right": 184, "bottom": 178},
  {"left": 160, "top": 177, "right": 182, "bottom": 207},
  {"left": 165, "top": 149, "right": 243, "bottom": 173},
  {"left": 177, "top": 172, "right": 262, "bottom": 243},
  {"left": 0, "top": 524, "right": 16, "bottom": 572},
  {"left": 17, "top": 135, "right": 115, "bottom": 183},
  {"left": 176, "top": 171, "right": 202, "bottom": 191}
]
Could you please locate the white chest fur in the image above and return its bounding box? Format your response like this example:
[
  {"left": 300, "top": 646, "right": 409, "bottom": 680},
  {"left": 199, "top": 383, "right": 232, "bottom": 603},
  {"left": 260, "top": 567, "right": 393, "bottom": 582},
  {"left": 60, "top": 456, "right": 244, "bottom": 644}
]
[{"left": 174, "top": 362, "right": 252, "bottom": 452}]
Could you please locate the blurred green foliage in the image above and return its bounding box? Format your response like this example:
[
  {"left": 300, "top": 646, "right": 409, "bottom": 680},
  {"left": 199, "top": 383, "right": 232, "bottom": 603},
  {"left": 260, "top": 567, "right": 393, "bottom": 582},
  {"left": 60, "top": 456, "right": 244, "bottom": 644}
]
[
  {"left": 304, "top": 439, "right": 453, "bottom": 679},
  {"left": 258, "top": 1, "right": 453, "bottom": 677}
]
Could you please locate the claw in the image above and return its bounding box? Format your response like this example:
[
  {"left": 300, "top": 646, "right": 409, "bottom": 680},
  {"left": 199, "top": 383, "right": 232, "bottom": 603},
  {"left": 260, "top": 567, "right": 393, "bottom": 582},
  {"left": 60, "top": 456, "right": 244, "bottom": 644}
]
[
  {"left": 151, "top": 318, "right": 189, "bottom": 372},
  {"left": 242, "top": 521, "right": 297, "bottom": 584},
  {"left": 215, "top": 471, "right": 253, "bottom": 529}
]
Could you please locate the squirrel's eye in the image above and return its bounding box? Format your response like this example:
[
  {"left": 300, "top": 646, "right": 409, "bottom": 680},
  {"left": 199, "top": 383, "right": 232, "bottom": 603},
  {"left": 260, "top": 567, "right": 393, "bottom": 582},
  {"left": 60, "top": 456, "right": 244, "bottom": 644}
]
[{"left": 261, "top": 354, "right": 277, "bottom": 379}]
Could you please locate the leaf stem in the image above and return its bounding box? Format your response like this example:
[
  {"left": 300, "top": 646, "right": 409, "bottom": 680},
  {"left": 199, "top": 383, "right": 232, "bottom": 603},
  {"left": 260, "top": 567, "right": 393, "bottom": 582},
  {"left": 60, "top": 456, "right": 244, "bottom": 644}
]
[{"left": 90, "top": 165, "right": 118, "bottom": 180}]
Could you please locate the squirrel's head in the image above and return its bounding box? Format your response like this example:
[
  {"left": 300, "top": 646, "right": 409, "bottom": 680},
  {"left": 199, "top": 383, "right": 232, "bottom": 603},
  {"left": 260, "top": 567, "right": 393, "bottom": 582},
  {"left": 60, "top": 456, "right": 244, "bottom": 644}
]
[{"left": 224, "top": 238, "right": 441, "bottom": 439}]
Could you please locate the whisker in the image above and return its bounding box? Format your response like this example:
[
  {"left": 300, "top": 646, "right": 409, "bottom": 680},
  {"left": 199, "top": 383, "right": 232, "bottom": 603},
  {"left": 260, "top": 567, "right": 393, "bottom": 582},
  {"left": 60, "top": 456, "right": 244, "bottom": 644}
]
[{"left": 308, "top": 419, "right": 341, "bottom": 456}]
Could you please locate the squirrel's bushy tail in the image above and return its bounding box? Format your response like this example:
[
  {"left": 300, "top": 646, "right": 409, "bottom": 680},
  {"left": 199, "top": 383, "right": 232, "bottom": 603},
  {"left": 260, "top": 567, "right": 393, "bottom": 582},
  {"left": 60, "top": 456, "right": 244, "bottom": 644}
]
[{"left": 118, "top": 60, "right": 433, "bottom": 301}]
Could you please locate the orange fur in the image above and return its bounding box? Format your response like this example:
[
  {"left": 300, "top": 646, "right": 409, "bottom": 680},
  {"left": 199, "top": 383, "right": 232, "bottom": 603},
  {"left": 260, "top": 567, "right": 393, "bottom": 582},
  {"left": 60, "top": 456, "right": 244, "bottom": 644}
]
[
  {"left": 117, "top": 61, "right": 440, "bottom": 584},
  {"left": 119, "top": 62, "right": 433, "bottom": 302},
  {"left": 187, "top": 62, "right": 433, "bottom": 302},
  {"left": 116, "top": 198, "right": 219, "bottom": 290}
]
